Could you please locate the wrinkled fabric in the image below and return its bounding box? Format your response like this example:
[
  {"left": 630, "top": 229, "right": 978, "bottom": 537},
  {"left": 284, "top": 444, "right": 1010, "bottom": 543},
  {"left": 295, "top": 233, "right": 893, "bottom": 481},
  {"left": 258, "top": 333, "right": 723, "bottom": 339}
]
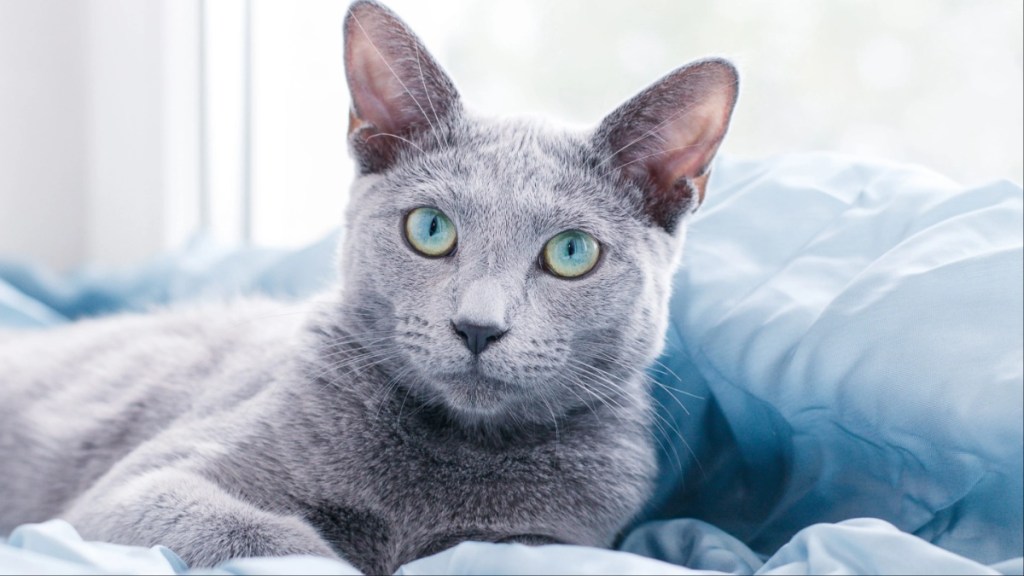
[
  {"left": 641, "top": 154, "right": 1023, "bottom": 568},
  {"left": 1, "top": 153, "right": 1021, "bottom": 574},
  {"left": 1, "top": 519, "right": 1016, "bottom": 575}
]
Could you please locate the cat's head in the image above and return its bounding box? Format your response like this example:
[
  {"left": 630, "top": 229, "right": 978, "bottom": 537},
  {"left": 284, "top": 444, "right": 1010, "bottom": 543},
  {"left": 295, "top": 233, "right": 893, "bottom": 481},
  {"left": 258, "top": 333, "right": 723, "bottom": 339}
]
[{"left": 333, "top": 0, "right": 737, "bottom": 428}]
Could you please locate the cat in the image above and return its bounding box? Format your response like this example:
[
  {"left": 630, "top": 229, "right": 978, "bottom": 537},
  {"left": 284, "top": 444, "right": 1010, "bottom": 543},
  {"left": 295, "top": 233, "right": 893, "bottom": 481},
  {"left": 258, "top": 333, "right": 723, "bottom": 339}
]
[{"left": 0, "top": 1, "right": 737, "bottom": 573}]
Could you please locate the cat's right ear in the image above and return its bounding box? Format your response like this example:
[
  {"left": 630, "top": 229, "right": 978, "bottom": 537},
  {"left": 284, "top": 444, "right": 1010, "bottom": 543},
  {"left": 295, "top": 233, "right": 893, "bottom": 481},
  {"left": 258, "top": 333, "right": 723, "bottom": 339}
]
[
  {"left": 594, "top": 59, "right": 738, "bottom": 233},
  {"left": 344, "top": 0, "right": 461, "bottom": 173}
]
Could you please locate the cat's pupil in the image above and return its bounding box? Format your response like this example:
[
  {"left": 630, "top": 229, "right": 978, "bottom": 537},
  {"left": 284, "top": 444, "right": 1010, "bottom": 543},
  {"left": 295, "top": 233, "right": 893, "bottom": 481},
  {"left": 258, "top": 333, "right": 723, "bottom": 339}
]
[
  {"left": 429, "top": 217, "right": 438, "bottom": 236},
  {"left": 566, "top": 239, "right": 576, "bottom": 258}
]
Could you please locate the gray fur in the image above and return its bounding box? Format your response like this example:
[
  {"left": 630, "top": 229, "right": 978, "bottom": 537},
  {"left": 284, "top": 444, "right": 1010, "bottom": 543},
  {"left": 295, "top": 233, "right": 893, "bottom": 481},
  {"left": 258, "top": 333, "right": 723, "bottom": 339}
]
[{"left": 0, "top": 1, "right": 737, "bottom": 573}]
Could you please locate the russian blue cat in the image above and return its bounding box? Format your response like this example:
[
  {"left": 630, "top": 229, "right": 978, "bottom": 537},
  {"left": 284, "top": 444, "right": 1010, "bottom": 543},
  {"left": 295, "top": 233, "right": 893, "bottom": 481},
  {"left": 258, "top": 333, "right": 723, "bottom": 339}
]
[{"left": 0, "top": 1, "right": 737, "bottom": 573}]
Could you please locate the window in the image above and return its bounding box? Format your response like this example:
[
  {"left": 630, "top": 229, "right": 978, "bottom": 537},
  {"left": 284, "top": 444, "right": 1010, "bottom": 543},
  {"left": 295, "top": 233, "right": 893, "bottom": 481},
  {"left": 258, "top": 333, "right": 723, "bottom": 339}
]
[
  {"left": 203, "top": 0, "right": 1022, "bottom": 249},
  {"left": 8, "top": 1, "right": 1014, "bottom": 269}
]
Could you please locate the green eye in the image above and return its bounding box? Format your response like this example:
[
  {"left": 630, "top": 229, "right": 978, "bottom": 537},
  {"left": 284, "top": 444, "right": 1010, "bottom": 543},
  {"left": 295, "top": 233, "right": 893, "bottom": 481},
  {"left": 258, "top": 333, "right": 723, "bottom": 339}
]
[
  {"left": 542, "top": 230, "right": 601, "bottom": 278},
  {"left": 404, "top": 207, "right": 457, "bottom": 257}
]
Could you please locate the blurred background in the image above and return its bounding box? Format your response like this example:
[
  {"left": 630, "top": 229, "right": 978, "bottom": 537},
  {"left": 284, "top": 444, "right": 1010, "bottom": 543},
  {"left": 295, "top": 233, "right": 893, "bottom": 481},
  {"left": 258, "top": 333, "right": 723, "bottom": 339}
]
[{"left": 0, "top": 0, "right": 1021, "bottom": 271}]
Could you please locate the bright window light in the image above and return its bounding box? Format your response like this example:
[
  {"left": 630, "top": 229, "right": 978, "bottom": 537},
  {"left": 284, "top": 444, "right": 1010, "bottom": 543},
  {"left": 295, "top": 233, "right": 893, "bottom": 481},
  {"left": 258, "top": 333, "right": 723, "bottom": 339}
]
[{"left": 202, "top": 0, "right": 1022, "bottom": 248}]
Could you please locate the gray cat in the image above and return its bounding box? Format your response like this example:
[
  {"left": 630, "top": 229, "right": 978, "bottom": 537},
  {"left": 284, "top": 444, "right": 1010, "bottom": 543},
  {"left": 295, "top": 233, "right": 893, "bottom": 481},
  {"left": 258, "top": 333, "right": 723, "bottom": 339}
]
[{"left": 0, "top": 1, "right": 737, "bottom": 573}]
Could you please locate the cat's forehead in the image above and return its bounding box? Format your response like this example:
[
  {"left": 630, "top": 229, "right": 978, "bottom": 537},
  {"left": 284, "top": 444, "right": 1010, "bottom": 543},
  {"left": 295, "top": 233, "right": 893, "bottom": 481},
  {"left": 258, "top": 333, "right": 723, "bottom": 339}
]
[
  {"left": 386, "top": 118, "right": 641, "bottom": 238},
  {"left": 415, "top": 118, "right": 594, "bottom": 185}
]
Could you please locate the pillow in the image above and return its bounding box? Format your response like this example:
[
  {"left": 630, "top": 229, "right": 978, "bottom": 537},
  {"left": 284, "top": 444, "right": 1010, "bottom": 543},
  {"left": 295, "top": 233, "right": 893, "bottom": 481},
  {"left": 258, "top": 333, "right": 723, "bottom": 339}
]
[
  {"left": 642, "top": 153, "right": 1023, "bottom": 566},
  {"left": 0, "top": 233, "right": 340, "bottom": 323}
]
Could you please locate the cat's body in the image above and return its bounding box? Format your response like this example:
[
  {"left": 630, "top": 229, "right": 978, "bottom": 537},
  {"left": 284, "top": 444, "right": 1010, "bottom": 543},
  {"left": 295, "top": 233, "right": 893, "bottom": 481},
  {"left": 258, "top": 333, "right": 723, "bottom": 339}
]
[
  {"left": 0, "top": 300, "right": 308, "bottom": 535},
  {"left": 0, "top": 1, "right": 737, "bottom": 572},
  {"left": 0, "top": 297, "right": 651, "bottom": 573}
]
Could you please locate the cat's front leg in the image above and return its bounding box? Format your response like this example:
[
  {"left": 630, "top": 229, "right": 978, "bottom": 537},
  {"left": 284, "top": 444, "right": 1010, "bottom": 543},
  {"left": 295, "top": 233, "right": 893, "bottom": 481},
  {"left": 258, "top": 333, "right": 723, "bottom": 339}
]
[{"left": 62, "top": 467, "right": 339, "bottom": 568}]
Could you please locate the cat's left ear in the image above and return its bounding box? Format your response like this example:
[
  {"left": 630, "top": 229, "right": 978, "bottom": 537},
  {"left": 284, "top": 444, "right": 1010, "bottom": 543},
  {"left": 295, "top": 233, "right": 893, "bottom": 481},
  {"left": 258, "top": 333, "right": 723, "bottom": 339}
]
[
  {"left": 344, "top": 0, "right": 461, "bottom": 173},
  {"left": 594, "top": 58, "right": 738, "bottom": 232}
]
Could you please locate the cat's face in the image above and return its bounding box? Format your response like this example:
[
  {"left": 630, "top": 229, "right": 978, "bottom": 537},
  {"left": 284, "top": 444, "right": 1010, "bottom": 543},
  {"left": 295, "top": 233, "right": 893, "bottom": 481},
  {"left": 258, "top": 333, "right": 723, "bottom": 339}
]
[
  {"left": 334, "top": 0, "right": 737, "bottom": 427},
  {"left": 340, "top": 119, "right": 676, "bottom": 424}
]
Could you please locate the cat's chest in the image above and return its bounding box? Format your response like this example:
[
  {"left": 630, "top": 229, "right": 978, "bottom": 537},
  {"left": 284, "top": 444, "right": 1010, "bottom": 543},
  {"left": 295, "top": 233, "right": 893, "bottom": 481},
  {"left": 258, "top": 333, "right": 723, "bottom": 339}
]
[
  {"left": 356, "top": 415, "right": 566, "bottom": 521},
  {"left": 314, "top": 414, "right": 573, "bottom": 570}
]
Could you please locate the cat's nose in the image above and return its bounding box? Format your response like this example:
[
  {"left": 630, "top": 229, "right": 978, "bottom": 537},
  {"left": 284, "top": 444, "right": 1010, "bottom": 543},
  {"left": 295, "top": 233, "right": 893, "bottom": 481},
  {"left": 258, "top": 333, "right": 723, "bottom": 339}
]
[{"left": 452, "top": 321, "right": 507, "bottom": 355}]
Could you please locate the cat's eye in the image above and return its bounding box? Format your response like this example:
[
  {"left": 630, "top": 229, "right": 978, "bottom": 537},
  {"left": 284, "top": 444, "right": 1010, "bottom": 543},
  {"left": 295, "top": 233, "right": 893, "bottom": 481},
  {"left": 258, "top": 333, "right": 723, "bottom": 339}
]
[
  {"left": 541, "top": 230, "right": 601, "bottom": 278},
  {"left": 404, "top": 207, "right": 457, "bottom": 257}
]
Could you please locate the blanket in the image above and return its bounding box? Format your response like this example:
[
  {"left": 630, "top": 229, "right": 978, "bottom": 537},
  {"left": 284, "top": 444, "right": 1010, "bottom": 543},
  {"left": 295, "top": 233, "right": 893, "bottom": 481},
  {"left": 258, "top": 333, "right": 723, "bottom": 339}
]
[{"left": 2, "top": 153, "right": 1021, "bottom": 574}]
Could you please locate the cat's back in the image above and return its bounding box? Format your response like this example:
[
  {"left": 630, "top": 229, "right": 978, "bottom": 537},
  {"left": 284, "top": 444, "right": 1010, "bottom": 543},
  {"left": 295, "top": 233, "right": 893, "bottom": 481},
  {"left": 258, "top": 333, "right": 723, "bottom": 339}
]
[
  {"left": 0, "top": 298, "right": 309, "bottom": 530},
  {"left": 0, "top": 298, "right": 306, "bottom": 409}
]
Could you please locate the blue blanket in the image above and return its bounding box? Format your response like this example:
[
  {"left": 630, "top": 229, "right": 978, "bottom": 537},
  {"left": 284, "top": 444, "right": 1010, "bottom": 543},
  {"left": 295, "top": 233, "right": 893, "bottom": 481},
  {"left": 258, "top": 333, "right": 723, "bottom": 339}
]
[{"left": 2, "top": 153, "right": 1022, "bottom": 575}]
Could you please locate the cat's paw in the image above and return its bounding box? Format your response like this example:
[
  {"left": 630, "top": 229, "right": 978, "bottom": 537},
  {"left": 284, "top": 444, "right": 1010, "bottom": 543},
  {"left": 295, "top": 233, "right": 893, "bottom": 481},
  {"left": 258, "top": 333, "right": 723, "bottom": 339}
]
[{"left": 215, "top": 515, "right": 341, "bottom": 564}]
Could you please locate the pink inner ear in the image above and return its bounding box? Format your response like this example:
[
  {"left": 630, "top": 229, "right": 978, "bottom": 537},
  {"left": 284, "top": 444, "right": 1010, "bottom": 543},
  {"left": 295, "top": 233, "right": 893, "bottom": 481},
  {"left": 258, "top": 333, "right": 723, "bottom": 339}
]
[
  {"left": 647, "top": 93, "right": 732, "bottom": 190},
  {"left": 343, "top": 1, "right": 461, "bottom": 172},
  {"left": 347, "top": 23, "right": 408, "bottom": 135}
]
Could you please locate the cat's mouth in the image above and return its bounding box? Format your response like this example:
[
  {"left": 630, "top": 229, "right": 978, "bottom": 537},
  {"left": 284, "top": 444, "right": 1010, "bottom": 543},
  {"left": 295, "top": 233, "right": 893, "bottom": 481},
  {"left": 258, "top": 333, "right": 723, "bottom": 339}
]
[{"left": 432, "top": 367, "right": 526, "bottom": 417}]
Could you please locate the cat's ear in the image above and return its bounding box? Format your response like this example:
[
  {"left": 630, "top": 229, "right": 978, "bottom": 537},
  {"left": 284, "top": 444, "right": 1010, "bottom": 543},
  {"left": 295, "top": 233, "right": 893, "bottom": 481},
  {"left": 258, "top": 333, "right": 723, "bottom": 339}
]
[
  {"left": 343, "top": 0, "right": 460, "bottom": 173},
  {"left": 594, "top": 59, "right": 738, "bottom": 232}
]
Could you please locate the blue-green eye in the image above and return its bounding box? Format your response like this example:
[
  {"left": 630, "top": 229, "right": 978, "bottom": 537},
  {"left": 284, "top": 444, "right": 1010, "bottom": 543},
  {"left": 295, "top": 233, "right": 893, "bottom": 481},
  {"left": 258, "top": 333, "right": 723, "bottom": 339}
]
[
  {"left": 542, "top": 230, "right": 601, "bottom": 278},
  {"left": 404, "top": 207, "right": 457, "bottom": 257}
]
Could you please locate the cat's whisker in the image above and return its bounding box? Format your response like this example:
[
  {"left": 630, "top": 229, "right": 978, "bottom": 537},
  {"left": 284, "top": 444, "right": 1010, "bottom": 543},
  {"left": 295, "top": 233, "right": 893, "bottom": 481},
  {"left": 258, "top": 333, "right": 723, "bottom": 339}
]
[
  {"left": 564, "top": 359, "right": 631, "bottom": 414},
  {"left": 538, "top": 392, "right": 561, "bottom": 449},
  {"left": 319, "top": 331, "right": 394, "bottom": 348},
  {"left": 636, "top": 375, "right": 705, "bottom": 478},
  {"left": 641, "top": 370, "right": 704, "bottom": 411},
  {"left": 326, "top": 350, "right": 398, "bottom": 377},
  {"left": 313, "top": 325, "right": 397, "bottom": 342},
  {"left": 646, "top": 392, "right": 699, "bottom": 477},
  {"left": 561, "top": 375, "right": 610, "bottom": 424},
  {"left": 648, "top": 380, "right": 692, "bottom": 417},
  {"left": 587, "top": 349, "right": 704, "bottom": 404},
  {"left": 312, "top": 353, "right": 396, "bottom": 397},
  {"left": 364, "top": 132, "right": 425, "bottom": 155},
  {"left": 567, "top": 386, "right": 606, "bottom": 427},
  {"left": 309, "top": 345, "right": 396, "bottom": 378},
  {"left": 317, "top": 333, "right": 400, "bottom": 358},
  {"left": 317, "top": 346, "right": 398, "bottom": 376},
  {"left": 645, "top": 368, "right": 705, "bottom": 401},
  {"left": 395, "top": 391, "right": 434, "bottom": 423},
  {"left": 413, "top": 43, "right": 445, "bottom": 148},
  {"left": 567, "top": 357, "right": 627, "bottom": 392},
  {"left": 550, "top": 361, "right": 602, "bottom": 409},
  {"left": 395, "top": 385, "right": 415, "bottom": 427},
  {"left": 373, "top": 367, "right": 413, "bottom": 421},
  {"left": 614, "top": 141, "right": 711, "bottom": 173},
  {"left": 307, "top": 344, "right": 400, "bottom": 387},
  {"left": 567, "top": 357, "right": 695, "bottom": 476},
  {"left": 369, "top": 362, "right": 416, "bottom": 421},
  {"left": 578, "top": 361, "right": 687, "bottom": 475},
  {"left": 563, "top": 372, "right": 668, "bottom": 464},
  {"left": 595, "top": 99, "right": 705, "bottom": 167}
]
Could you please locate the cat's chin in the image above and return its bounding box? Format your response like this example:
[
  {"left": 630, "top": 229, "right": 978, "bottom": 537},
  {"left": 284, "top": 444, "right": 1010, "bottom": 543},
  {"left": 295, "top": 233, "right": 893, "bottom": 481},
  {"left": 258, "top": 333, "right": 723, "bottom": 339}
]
[{"left": 429, "top": 370, "right": 531, "bottom": 424}]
